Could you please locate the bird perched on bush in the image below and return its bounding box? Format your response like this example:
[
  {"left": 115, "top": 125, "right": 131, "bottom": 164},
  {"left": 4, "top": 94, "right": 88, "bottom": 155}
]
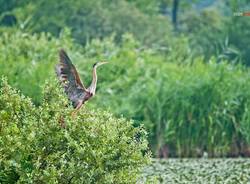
[{"left": 55, "top": 49, "right": 108, "bottom": 116}]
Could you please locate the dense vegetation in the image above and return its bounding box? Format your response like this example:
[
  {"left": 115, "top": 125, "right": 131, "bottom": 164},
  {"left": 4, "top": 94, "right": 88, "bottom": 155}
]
[
  {"left": 0, "top": 0, "right": 250, "bottom": 159},
  {"left": 0, "top": 78, "right": 149, "bottom": 183},
  {"left": 1, "top": 29, "right": 250, "bottom": 158}
]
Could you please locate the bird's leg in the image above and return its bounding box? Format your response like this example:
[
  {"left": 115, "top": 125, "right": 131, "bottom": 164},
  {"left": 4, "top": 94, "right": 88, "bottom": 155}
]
[
  {"left": 71, "top": 101, "right": 83, "bottom": 117},
  {"left": 59, "top": 115, "right": 66, "bottom": 128}
]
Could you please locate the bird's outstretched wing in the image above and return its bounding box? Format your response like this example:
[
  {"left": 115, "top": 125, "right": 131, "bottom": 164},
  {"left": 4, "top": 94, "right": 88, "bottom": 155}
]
[{"left": 55, "top": 49, "right": 86, "bottom": 108}]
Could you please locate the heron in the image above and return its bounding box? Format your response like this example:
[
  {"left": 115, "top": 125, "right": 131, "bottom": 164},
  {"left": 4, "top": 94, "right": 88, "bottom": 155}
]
[{"left": 55, "top": 49, "right": 108, "bottom": 116}]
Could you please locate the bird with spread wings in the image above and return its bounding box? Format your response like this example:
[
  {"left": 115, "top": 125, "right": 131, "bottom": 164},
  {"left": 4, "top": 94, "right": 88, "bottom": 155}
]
[{"left": 55, "top": 49, "right": 108, "bottom": 116}]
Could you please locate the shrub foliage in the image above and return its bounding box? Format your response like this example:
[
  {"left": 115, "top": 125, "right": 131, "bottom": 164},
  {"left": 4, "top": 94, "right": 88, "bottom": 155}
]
[{"left": 0, "top": 78, "right": 150, "bottom": 183}]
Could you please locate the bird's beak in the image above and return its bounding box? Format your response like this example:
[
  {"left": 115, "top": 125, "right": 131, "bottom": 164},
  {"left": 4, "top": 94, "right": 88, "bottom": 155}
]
[{"left": 98, "top": 61, "right": 108, "bottom": 66}]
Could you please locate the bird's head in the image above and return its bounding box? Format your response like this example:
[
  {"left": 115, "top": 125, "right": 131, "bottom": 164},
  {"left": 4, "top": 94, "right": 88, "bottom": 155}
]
[{"left": 93, "top": 61, "right": 108, "bottom": 68}]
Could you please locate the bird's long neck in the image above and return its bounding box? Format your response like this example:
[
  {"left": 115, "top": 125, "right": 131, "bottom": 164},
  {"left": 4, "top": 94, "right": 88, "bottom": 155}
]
[{"left": 89, "top": 67, "right": 97, "bottom": 94}]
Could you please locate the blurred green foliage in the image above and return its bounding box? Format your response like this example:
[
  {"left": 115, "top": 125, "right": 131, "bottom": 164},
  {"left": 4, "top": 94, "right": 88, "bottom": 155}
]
[
  {"left": 180, "top": 8, "right": 250, "bottom": 65},
  {"left": 11, "top": 0, "right": 172, "bottom": 48},
  {"left": 1, "top": 0, "right": 249, "bottom": 64},
  {"left": 0, "top": 78, "right": 150, "bottom": 183}
]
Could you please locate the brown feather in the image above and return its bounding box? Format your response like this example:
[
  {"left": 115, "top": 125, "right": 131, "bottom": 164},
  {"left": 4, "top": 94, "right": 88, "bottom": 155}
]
[
  {"left": 59, "top": 49, "right": 86, "bottom": 90},
  {"left": 55, "top": 49, "right": 88, "bottom": 108}
]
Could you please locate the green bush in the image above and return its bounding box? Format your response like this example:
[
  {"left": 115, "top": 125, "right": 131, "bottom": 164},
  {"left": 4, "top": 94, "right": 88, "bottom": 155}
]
[{"left": 0, "top": 78, "right": 150, "bottom": 183}]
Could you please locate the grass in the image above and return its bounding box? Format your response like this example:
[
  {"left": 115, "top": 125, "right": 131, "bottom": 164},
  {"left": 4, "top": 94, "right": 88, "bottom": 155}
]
[{"left": 141, "top": 158, "right": 250, "bottom": 183}]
